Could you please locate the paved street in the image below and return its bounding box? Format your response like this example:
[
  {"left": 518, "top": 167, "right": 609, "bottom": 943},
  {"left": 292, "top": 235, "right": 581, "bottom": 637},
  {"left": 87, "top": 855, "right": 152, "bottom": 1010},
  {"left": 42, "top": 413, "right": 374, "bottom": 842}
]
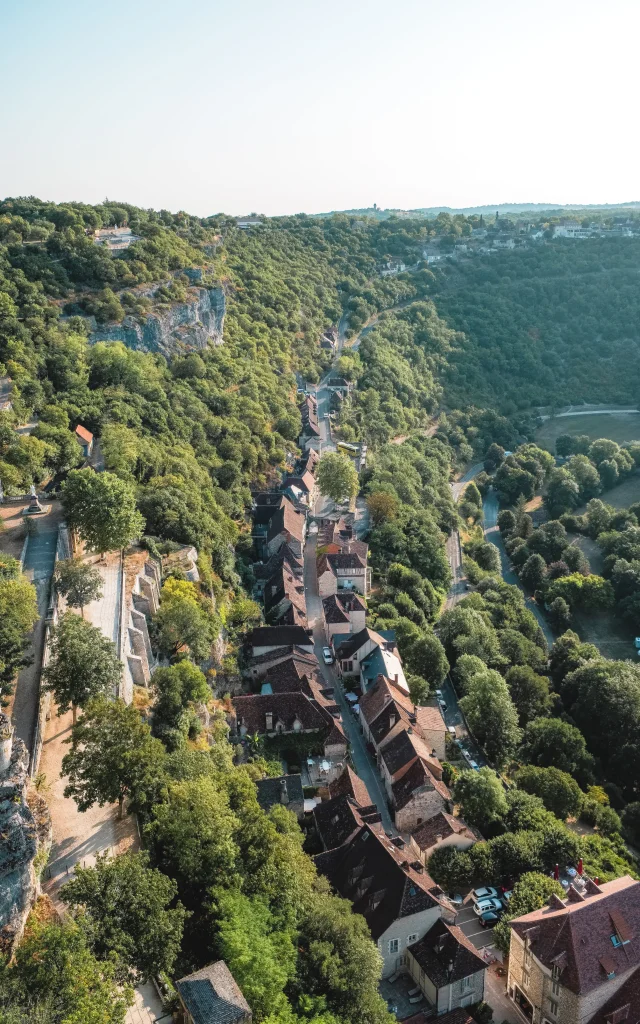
[
  {"left": 303, "top": 533, "right": 395, "bottom": 834},
  {"left": 12, "top": 507, "right": 62, "bottom": 755},
  {"left": 455, "top": 903, "right": 495, "bottom": 950}
]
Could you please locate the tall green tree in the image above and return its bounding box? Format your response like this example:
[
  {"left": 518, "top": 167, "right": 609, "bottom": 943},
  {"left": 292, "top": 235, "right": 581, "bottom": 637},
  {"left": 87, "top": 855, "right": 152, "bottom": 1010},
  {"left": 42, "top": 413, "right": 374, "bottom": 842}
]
[
  {"left": 61, "top": 852, "right": 187, "bottom": 983},
  {"left": 316, "top": 452, "right": 359, "bottom": 503},
  {"left": 0, "top": 575, "right": 38, "bottom": 702},
  {"left": 62, "top": 696, "right": 166, "bottom": 818},
  {"left": 53, "top": 557, "right": 103, "bottom": 616},
  {"left": 44, "top": 612, "right": 122, "bottom": 723},
  {"left": 459, "top": 668, "right": 522, "bottom": 767},
  {"left": 62, "top": 468, "right": 145, "bottom": 556},
  {"left": 453, "top": 767, "right": 508, "bottom": 832}
]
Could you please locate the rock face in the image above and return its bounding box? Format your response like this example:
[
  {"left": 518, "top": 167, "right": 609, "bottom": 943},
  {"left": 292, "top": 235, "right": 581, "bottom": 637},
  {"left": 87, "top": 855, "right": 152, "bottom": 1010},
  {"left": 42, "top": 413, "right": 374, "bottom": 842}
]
[
  {"left": 89, "top": 285, "right": 225, "bottom": 357},
  {"left": 0, "top": 713, "right": 51, "bottom": 951}
]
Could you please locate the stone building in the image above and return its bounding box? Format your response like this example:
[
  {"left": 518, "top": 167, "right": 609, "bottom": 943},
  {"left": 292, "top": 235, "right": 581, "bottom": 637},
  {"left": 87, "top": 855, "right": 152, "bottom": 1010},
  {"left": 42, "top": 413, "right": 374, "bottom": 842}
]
[{"left": 0, "top": 713, "right": 51, "bottom": 950}]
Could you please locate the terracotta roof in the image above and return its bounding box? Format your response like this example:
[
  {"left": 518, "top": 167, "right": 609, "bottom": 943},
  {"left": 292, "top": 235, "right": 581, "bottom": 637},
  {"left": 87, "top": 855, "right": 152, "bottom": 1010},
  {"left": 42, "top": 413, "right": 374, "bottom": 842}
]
[
  {"left": 301, "top": 395, "right": 320, "bottom": 435},
  {"left": 329, "top": 764, "right": 373, "bottom": 808},
  {"left": 359, "top": 674, "right": 414, "bottom": 726},
  {"left": 260, "top": 656, "right": 320, "bottom": 693},
  {"left": 381, "top": 729, "right": 443, "bottom": 779},
  {"left": 282, "top": 470, "right": 315, "bottom": 493},
  {"left": 392, "top": 758, "right": 451, "bottom": 811},
  {"left": 75, "top": 424, "right": 93, "bottom": 444},
  {"left": 327, "top": 551, "right": 366, "bottom": 571},
  {"left": 232, "top": 691, "right": 328, "bottom": 735},
  {"left": 414, "top": 703, "right": 446, "bottom": 734},
  {"left": 176, "top": 961, "right": 250, "bottom": 1024},
  {"left": 324, "top": 719, "right": 347, "bottom": 750},
  {"left": 266, "top": 497, "right": 305, "bottom": 545},
  {"left": 411, "top": 812, "right": 477, "bottom": 852},
  {"left": 408, "top": 918, "right": 486, "bottom": 986},
  {"left": 510, "top": 875, "right": 640, "bottom": 996},
  {"left": 246, "top": 626, "right": 312, "bottom": 649},
  {"left": 314, "top": 823, "right": 443, "bottom": 940}
]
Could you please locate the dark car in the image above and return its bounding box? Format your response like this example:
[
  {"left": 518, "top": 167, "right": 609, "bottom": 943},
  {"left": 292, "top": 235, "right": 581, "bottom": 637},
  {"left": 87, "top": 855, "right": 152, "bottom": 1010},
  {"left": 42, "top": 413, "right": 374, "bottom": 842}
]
[{"left": 479, "top": 910, "right": 502, "bottom": 928}]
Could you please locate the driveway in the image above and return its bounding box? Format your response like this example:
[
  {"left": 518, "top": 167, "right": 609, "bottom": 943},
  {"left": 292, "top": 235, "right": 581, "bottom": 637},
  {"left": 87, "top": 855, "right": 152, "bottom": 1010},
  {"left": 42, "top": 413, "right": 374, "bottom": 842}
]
[
  {"left": 455, "top": 903, "right": 495, "bottom": 950},
  {"left": 303, "top": 533, "right": 395, "bottom": 834}
]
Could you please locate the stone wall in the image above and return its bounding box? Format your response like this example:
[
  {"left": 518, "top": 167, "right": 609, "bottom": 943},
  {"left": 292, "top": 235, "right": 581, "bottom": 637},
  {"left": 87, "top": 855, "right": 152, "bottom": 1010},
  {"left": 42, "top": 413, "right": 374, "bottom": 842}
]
[{"left": 87, "top": 284, "right": 225, "bottom": 357}]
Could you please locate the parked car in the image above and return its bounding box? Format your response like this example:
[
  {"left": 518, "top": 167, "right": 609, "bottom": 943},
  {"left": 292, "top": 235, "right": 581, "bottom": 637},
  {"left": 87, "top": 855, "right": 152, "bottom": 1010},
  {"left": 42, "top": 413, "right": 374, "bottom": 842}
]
[
  {"left": 501, "top": 891, "right": 513, "bottom": 907},
  {"left": 472, "top": 886, "right": 499, "bottom": 902},
  {"left": 322, "top": 647, "right": 334, "bottom": 665},
  {"left": 474, "top": 897, "right": 503, "bottom": 917},
  {"left": 435, "top": 689, "right": 443, "bottom": 698},
  {"left": 469, "top": 759, "right": 479, "bottom": 771},
  {"left": 479, "top": 910, "right": 502, "bottom": 928},
  {"left": 444, "top": 892, "right": 464, "bottom": 906},
  {"left": 438, "top": 700, "right": 447, "bottom": 712}
]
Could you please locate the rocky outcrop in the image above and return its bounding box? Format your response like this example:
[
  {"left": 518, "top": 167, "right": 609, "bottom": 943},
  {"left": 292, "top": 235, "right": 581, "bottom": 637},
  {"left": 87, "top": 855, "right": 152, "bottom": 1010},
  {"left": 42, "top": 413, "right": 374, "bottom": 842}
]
[
  {"left": 89, "top": 284, "right": 225, "bottom": 357},
  {"left": 0, "top": 714, "right": 51, "bottom": 951}
]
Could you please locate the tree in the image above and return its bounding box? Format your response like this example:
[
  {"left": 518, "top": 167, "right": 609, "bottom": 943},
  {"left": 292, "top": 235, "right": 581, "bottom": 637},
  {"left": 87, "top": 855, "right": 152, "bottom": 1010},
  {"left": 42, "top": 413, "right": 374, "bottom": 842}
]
[
  {"left": 514, "top": 765, "right": 583, "bottom": 820},
  {"left": 366, "top": 491, "right": 399, "bottom": 526},
  {"left": 427, "top": 844, "right": 474, "bottom": 892},
  {"left": 0, "top": 575, "right": 38, "bottom": 701},
  {"left": 622, "top": 802, "right": 640, "bottom": 847},
  {"left": 406, "top": 673, "right": 429, "bottom": 705},
  {"left": 154, "top": 577, "right": 216, "bottom": 662},
  {"left": 151, "top": 660, "right": 210, "bottom": 749},
  {"left": 62, "top": 468, "right": 145, "bottom": 556},
  {"left": 60, "top": 852, "right": 187, "bottom": 983},
  {"left": 459, "top": 669, "right": 522, "bottom": 767},
  {"left": 62, "top": 696, "right": 166, "bottom": 818},
  {"left": 505, "top": 666, "right": 552, "bottom": 727},
  {"left": 44, "top": 612, "right": 122, "bottom": 723},
  {"left": 53, "top": 557, "right": 103, "bottom": 616},
  {"left": 520, "top": 716, "right": 595, "bottom": 784},
  {"left": 585, "top": 498, "right": 612, "bottom": 538},
  {"left": 484, "top": 443, "right": 505, "bottom": 472},
  {"left": 404, "top": 631, "right": 449, "bottom": 687},
  {"left": 316, "top": 453, "right": 359, "bottom": 504},
  {"left": 493, "top": 873, "right": 564, "bottom": 954},
  {"left": 548, "top": 595, "right": 571, "bottom": 631},
  {"left": 453, "top": 767, "right": 508, "bottom": 832},
  {"left": 497, "top": 509, "right": 516, "bottom": 534},
  {"left": 1, "top": 919, "right": 131, "bottom": 1023},
  {"left": 520, "top": 553, "right": 546, "bottom": 592}
]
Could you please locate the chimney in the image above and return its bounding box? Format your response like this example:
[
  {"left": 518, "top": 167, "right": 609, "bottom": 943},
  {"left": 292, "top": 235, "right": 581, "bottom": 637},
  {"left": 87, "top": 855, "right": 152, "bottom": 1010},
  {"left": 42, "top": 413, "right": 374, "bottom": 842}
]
[
  {"left": 265, "top": 712, "right": 273, "bottom": 731},
  {"left": 280, "top": 779, "right": 289, "bottom": 805},
  {"left": 394, "top": 674, "right": 398, "bottom": 684},
  {"left": 436, "top": 834, "right": 443, "bottom": 843},
  {"left": 407, "top": 726, "right": 413, "bottom": 735},
  {"left": 0, "top": 712, "right": 13, "bottom": 774},
  {"left": 392, "top": 836, "right": 406, "bottom": 849}
]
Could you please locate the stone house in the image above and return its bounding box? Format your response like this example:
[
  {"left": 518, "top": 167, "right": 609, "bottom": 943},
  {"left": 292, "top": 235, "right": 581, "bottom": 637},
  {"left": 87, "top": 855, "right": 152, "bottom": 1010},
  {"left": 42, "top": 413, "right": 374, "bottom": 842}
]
[
  {"left": 322, "top": 591, "right": 366, "bottom": 642},
  {"left": 314, "top": 822, "right": 446, "bottom": 978},
  {"left": 176, "top": 961, "right": 251, "bottom": 1024},
  {"left": 409, "top": 812, "right": 478, "bottom": 866},
  {"left": 359, "top": 677, "right": 446, "bottom": 761},
  {"left": 230, "top": 691, "right": 347, "bottom": 760},
  {"left": 245, "top": 626, "right": 314, "bottom": 660},
  {"left": 252, "top": 495, "right": 306, "bottom": 561},
  {"left": 333, "top": 627, "right": 398, "bottom": 680},
  {"left": 379, "top": 728, "right": 445, "bottom": 800},
  {"left": 74, "top": 424, "right": 94, "bottom": 458},
  {"left": 392, "top": 757, "right": 452, "bottom": 833},
  {"left": 263, "top": 565, "right": 307, "bottom": 628},
  {"left": 405, "top": 918, "right": 486, "bottom": 1015},
  {"left": 507, "top": 874, "right": 640, "bottom": 1024},
  {"left": 317, "top": 550, "right": 370, "bottom": 597}
]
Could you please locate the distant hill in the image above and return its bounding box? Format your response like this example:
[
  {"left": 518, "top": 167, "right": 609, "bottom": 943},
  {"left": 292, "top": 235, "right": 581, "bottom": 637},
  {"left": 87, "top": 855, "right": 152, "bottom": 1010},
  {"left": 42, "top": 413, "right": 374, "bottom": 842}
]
[{"left": 311, "top": 201, "right": 640, "bottom": 220}]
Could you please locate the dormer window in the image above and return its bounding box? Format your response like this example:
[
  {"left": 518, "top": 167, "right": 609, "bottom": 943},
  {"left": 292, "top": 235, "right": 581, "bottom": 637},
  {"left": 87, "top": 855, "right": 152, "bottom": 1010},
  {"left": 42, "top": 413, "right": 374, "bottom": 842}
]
[{"left": 611, "top": 933, "right": 629, "bottom": 948}]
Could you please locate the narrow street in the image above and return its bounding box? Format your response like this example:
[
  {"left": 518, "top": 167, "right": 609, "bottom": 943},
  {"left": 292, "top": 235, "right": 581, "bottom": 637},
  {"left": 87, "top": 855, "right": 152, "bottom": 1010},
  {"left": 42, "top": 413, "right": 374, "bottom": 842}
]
[{"left": 303, "top": 532, "right": 395, "bottom": 834}]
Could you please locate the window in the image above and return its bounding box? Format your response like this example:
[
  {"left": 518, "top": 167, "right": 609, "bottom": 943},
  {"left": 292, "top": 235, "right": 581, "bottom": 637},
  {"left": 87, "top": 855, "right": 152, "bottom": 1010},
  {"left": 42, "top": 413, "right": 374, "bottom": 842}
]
[
  {"left": 389, "top": 938, "right": 399, "bottom": 954},
  {"left": 522, "top": 968, "right": 530, "bottom": 989},
  {"left": 548, "top": 998, "right": 559, "bottom": 1017},
  {"left": 552, "top": 977, "right": 561, "bottom": 996},
  {"left": 407, "top": 934, "right": 418, "bottom": 945},
  {"left": 462, "top": 976, "right": 473, "bottom": 990},
  {"left": 611, "top": 932, "right": 629, "bottom": 947}
]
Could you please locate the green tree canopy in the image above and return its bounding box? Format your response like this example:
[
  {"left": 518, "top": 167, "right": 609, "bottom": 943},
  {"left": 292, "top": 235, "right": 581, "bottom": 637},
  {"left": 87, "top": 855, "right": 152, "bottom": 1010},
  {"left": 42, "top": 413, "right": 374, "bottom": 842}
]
[
  {"left": 62, "top": 468, "right": 145, "bottom": 555},
  {"left": 453, "top": 767, "right": 508, "bottom": 832},
  {"left": 44, "top": 612, "right": 122, "bottom": 723},
  {"left": 53, "top": 557, "right": 103, "bottom": 615},
  {"left": 316, "top": 452, "right": 359, "bottom": 504}
]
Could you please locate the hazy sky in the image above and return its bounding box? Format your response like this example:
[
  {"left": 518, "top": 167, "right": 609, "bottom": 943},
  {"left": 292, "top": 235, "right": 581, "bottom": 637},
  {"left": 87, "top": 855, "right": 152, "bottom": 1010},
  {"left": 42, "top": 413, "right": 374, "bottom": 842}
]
[{"left": 2, "top": 0, "right": 639, "bottom": 216}]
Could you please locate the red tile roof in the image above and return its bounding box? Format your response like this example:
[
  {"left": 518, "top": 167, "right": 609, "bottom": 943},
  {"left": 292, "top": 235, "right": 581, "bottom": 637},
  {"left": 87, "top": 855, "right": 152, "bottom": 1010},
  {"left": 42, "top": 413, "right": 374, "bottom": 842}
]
[
  {"left": 510, "top": 875, "right": 640, "bottom": 996},
  {"left": 392, "top": 758, "right": 451, "bottom": 811},
  {"left": 359, "top": 674, "right": 414, "bottom": 726},
  {"left": 267, "top": 497, "right": 305, "bottom": 545},
  {"left": 75, "top": 424, "right": 93, "bottom": 444},
  {"left": 329, "top": 764, "right": 372, "bottom": 808},
  {"left": 232, "top": 691, "right": 328, "bottom": 735},
  {"left": 410, "top": 811, "right": 477, "bottom": 852}
]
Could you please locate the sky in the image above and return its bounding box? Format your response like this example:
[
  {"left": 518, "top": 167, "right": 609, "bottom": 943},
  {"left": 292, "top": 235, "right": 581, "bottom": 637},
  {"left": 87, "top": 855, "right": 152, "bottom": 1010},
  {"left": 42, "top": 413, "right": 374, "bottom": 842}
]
[{"left": 2, "top": 0, "right": 640, "bottom": 216}]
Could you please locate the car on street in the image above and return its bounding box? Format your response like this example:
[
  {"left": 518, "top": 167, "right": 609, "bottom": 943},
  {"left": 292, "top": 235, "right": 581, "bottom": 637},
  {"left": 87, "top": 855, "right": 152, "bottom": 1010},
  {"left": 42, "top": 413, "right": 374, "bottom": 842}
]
[
  {"left": 472, "top": 886, "right": 499, "bottom": 902},
  {"left": 322, "top": 647, "right": 334, "bottom": 665},
  {"left": 474, "top": 897, "right": 503, "bottom": 917},
  {"left": 438, "top": 699, "right": 447, "bottom": 712},
  {"left": 468, "top": 759, "right": 479, "bottom": 771},
  {"left": 447, "top": 726, "right": 456, "bottom": 737},
  {"left": 479, "top": 910, "right": 502, "bottom": 928},
  {"left": 435, "top": 689, "right": 443, "bottom": 698}
]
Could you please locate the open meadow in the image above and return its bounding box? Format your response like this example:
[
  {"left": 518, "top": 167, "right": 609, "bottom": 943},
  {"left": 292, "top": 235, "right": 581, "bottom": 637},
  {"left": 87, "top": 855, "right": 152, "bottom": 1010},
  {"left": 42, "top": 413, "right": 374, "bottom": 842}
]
[{"left": 536, "top": 411, "right": 640, "bottom": 451}]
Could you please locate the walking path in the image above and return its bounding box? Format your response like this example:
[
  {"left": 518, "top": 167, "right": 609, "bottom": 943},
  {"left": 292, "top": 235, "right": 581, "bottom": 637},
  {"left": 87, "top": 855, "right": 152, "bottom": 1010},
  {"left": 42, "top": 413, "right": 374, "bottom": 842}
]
[{"left": 12, "top": 507, "right": 62, "bottom": 755}]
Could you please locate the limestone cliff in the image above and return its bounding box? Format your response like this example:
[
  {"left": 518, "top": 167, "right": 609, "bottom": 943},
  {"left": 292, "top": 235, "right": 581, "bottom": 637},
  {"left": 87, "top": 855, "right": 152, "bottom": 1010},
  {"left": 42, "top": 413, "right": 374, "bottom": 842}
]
[
  {"left": 0, "top": 714, "right": 51, "bottom": 951},
  {"left": 89, "top": 284, "right": 225, "bottom": 357}
]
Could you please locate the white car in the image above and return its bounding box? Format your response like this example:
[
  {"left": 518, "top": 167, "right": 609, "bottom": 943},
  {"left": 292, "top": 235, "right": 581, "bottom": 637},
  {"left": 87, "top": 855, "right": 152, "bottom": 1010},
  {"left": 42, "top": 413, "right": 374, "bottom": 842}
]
[
  {"left": 435, "top": 689, "right": 443, "bottom": 698},
  {"left": 474, "top": 897, "right": 503, "bottom": 917},
  {"left": 322, "top": 647, "right": 334, "bottom": 665}
]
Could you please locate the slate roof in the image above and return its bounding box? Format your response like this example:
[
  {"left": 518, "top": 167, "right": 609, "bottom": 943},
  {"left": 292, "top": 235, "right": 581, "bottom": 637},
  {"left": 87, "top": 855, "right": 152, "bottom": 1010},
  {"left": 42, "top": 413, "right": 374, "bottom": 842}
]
[
  {"left": 314, "top": 822, "right": 443, "bottom": 940},
  {"left": 253, "top": 544, "right": 303, "bottom": 580},
  {"left": 176, "top": 961, "right": 251, "bottom": 1024},
  {"left": 411, "top": 812, "right": 477, "bottom": 852},
  {"left": 392, "top": 758, "right": 451, "bottom": 811},
  {"left": 334, "top": 627, "right": 392, "bottom": 661},
  {"left": 359, "top": 674, "right": 414, "bottom": 726},
  {"left": 314, "top": 793, "right": 380, "bottom": 850},
  {"left": 263, "top": 566, "right": 307, "bottom": 626},
  {"left": 246, "top": 626, "right": 312, "bottom": 649},
  {"left": 327, "top": 551, "right": 367, "bottom": 571},
  {"left": 408, "top": 918, "right": 486, "bottom": 986},
  {"left": 255, "top": 774, "right": 304, "bottom": 812},
  {"left": 260, "top": 656, "right": 320, "bottom": 693},
  {"left": 381, "top": 729, "right": 442, "bottom": 778},
  {"left": 322, "top": 591, "right": 366, "bottom": 624},
  {"left": 509, "top": 875, "right": 640, "bottom": 996},
  {"left": 590, "top": 965, "right": 640, "bottom": 1024},
  {"left": 329, "top": 764, "right": 373, "bottom": 808}
]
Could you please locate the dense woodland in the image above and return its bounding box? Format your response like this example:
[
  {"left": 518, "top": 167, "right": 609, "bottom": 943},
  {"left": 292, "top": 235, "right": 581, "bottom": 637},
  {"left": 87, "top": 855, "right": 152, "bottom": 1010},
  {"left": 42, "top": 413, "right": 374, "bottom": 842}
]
[{"left": 4, "top": 199, "right": 640, "bottom": 1021}]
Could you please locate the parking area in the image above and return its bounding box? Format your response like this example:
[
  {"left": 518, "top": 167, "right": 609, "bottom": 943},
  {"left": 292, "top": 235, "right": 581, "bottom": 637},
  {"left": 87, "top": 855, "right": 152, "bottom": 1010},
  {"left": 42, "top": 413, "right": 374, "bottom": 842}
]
[{"left": 455, "top": 903, "right": 497, "bottom": 951}]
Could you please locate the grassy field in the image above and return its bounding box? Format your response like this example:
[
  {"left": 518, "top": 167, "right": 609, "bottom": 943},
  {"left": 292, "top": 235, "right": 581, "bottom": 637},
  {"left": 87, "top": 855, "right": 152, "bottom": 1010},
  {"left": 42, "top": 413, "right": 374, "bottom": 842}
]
[{"left": 536, "top": 412, "right": 640, "bottom": 451}]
